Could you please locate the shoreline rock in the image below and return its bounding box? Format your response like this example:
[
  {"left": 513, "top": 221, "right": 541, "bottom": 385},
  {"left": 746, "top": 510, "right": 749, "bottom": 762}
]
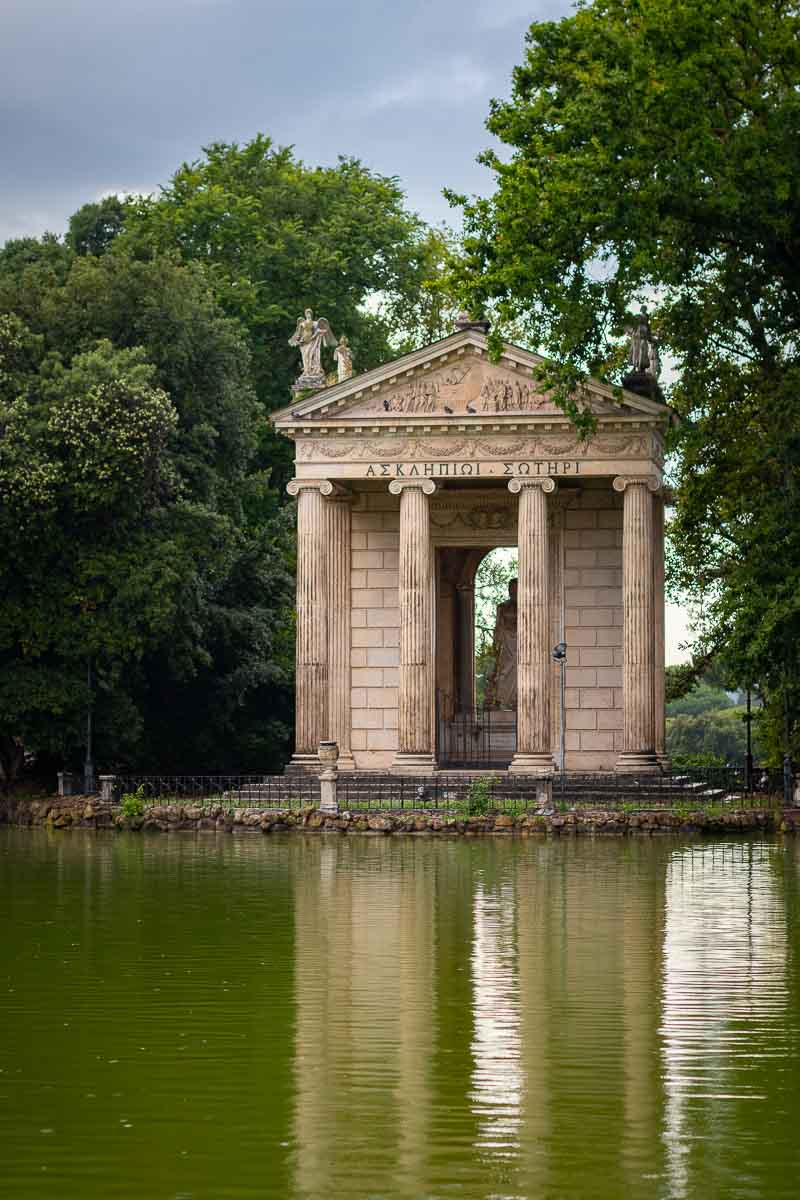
[{"left": 1, "top": 795, "right": 796, "bottom": 837}]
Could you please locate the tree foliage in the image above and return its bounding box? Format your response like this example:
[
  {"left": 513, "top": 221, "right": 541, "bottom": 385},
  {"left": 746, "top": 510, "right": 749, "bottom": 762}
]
[
  {"left": 67, "top": 195, "right": 130, "bottom": 256},
  {"left": 0, "top": 248, "right": 295, "bottom": 787},
  {"left": 448, "top": 0, "right": 800, "bottom": 760},
  {"left": 123, "top": 137, "right": 449, "bottom": 404},
  {"left": 474, "top": 549, "right": 518, "bottom": 706},
  {"left": 1, "top": 134, "right": 448, "bottom": 787}
]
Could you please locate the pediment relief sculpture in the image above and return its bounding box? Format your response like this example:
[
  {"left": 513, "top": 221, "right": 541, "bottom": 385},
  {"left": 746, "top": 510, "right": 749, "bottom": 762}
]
[{"left": 339, "top": 359, "right": 577, "bottom": 419}]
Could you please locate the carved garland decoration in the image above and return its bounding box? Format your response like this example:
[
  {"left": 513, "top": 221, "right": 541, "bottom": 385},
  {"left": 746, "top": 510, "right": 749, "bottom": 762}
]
[
  {"left": 296, "top": 433, "right": 653, "bottom": 462},
  {"left": 430, "top": 506, "right": 515, "bottom": 531}
]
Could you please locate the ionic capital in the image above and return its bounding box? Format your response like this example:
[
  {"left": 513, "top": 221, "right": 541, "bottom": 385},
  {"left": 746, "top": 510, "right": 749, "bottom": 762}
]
[
  {"left": 388, "top": 478, "right": 437, "bottom": 496},
  {"left": 286, "top": 478, "right": 351, "bottom": 499},
  {"left": 612, "top": 474, "right": 661, "bottom": 494},
  {"left": 508, "top": 476, "right": 556, "bottom": 495}
]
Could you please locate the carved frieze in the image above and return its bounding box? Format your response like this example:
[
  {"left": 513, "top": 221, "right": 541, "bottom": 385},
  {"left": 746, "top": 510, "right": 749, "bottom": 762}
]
[
  {"left": 296, "top": 431, "right": 653, "bottom": 462},
  {"left": 430, "top": 505, "right": 515, "bottom": 532}
]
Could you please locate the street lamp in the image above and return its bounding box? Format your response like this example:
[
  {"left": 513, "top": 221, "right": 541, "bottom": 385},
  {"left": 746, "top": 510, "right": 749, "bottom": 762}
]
[
  {"left": 553, "top": 641, "right": 567, "bottom": 788},
  {"left": 742, "top": 685, "right": 754, "bottom": 792},
  {"left": 84, "top": 657, "right": 95, "bottom": 796}
]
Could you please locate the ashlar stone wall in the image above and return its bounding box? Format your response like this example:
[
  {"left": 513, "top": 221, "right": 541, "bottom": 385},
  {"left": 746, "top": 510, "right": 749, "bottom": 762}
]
[
  {"left": 348, "top": 483, "right": 627, "bottom": 773},
  {"left": 350, "top": 493, "right": 401, "bottom": 768},
  {"left": 562, "top": 485, "right": 624, "bottom": 771}
]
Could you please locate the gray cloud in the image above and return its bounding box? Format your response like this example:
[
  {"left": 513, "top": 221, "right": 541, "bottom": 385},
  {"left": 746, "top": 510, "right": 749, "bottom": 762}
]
[{"left": 0, "top": 0, "right": 572, "bottom": 242}]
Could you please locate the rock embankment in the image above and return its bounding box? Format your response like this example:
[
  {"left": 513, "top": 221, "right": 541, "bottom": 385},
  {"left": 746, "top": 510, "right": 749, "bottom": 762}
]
[{"left": 2, "top": 795, "right": 797, "bottom": 835}]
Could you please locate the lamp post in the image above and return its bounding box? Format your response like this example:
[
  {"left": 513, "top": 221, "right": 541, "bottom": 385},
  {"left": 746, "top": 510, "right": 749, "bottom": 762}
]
[
  {"left": 743, "top": 686, "right": 753, "bottom": 792},
  {"left": 553, "top": 641, "right": 567, "bottom": 792},
  {"left": 84, "top": 657, "right": 95, "bottom": 796},
  {"left": 784, "top": 684, "right": 793, "bottom": 808}
]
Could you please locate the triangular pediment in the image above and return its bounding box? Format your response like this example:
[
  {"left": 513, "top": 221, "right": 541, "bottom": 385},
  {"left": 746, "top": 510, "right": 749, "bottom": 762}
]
[{"left": 272, "top": 330, "right": 674, "bottom": 430}]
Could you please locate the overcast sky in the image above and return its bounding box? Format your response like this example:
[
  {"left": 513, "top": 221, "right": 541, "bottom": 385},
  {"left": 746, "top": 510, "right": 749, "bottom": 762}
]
[
  {"left": 1, "top": 0, "right": 573, "bottom": 244},
  {"left": 2, "top": 0, "right": 691, "bottom": 659}
]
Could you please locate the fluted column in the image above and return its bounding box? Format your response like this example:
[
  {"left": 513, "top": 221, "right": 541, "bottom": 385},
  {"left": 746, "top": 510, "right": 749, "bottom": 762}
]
[
  {"left": 286, "top": 479, "right": 334, "bottom": 770},
  {"left": 613, "top": 475, "right": 661, "bottom": 774},
  {"left": 326, "top": 491, "right": 355, "bottom": 770},
  {"left": 457, "top": 584, "right": 475, "bottom": 714},
  {"left": 390, "top": 479, "right": 437, "bottom": 773},
  {"left": 508, "top": 477, "right": 556, "bottom": 775},
  {"left": 653, "top": 491, "right": 670, "bottom": 768}
]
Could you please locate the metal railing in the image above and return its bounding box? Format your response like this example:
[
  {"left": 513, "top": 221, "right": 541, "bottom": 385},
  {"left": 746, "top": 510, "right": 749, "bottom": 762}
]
[
  {"left": 102, "top": 765, "right": 789, "bottom": 815},
  {"left": 437, "top": 702, "right": 517, "bottom": 769},
  {"left": 112, "top": 773, "right": 320, "bottom": 809}
]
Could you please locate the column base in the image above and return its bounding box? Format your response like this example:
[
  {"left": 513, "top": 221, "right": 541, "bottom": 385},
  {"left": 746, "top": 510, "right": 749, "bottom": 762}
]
[
  {"left": 285, "top": 753, "right": 320, "bottom": 774},
  {"left": 391, "top": 752, "right": 437, "bottom": 776},
  {"left": 656, "top": 753, "right": 672, "bottom": 771},
  {"left": 615, "top": 752, "right": 661, "bottom": 775},
  {"left": 336, "top": 751, "right": 357, "bottom": 772},
  {"left": 508, "top": 752, "right": 555, "bottom": 777}
]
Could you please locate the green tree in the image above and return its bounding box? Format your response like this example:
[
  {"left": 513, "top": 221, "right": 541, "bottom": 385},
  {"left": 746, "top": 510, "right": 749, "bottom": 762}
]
[
  {"left": 667, "top": 706, "right": 762, "bottom": 768},
  {"left": 121, "top": 137, "right": 449, "bottom": 435},
  {"left": 474, "top": 549, "right": 518, "bottom": 706},
  {"left": 0, "top": 248, "right": 295, "bottom": 787},
  {"left": 448, "top": 0, "right": 800, "bottom": 763},
  {"left": 0, "top": 328, "right": 179, "bottom": 787},
  {"left": 67, "top": 195, "right": 130, "bottom": 256}
]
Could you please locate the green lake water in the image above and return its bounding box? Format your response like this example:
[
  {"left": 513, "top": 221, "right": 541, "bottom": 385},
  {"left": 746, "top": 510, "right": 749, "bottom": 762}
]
[{"left": 2, "top": 828, "right": 799, "bottom": 1200}]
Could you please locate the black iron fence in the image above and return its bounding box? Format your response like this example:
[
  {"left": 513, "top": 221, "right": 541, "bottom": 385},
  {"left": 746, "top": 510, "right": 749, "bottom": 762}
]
[
  {"left": 437, "top": 704, "right": 517, "bottom": 768},
  {"left": 554, "top": 767, "right": 787, "bottom": 809},
  {"left": 113, "top": 773, "right": 319, "bottom": 809},
  {"left": 104, "top": 765, "right": 791, "bottom": 814}
]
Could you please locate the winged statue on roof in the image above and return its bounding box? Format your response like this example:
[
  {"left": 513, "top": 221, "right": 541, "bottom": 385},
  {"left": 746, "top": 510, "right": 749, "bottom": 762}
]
[{"left": 289, "top": 308, "right": 337, "bottom": 391}]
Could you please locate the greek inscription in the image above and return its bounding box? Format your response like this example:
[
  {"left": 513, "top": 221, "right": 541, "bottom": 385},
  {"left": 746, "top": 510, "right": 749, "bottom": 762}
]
[{"left": 367, "top": 460, "right": 579, "bottom": 478}]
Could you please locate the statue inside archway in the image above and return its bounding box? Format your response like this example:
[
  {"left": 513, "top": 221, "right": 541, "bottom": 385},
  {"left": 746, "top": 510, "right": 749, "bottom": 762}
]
[{"left": 486, "top": 578, "right": 518, "bottom": 709}]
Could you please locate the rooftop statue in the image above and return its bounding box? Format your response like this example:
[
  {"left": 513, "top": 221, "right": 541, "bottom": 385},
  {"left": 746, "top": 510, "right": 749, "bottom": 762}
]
[
  {"left": 289, "top": 309, "right": 337, "bottom": 392},
  {"left": 623, "top": 308, "right": 661, "bottom": 397},
  {"left": 334, "top": 335, "right": 354, "bottom": 383},
  {"left": 626, "top": 309, "right": 660, "bottom": 379}
]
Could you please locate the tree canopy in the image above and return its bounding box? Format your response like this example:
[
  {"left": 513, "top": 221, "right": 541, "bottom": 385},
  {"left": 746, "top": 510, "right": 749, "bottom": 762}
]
[
  {"left": 123, "top": 138, "right": 452, "bottom": 399},
  {"left": 0, "top": 243, "right": 294, "bottom": 787},
  {"left": 449, "top": 0, "right": 800, "bottom": 762},
  {"left": 0, "top": 134, "right": 447, "bottom": 788}
]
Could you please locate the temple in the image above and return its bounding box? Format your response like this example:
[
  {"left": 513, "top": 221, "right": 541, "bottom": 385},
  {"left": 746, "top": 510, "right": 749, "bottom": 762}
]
[{"left": 272, "top": 324, "right": 675, "bottom": 775}]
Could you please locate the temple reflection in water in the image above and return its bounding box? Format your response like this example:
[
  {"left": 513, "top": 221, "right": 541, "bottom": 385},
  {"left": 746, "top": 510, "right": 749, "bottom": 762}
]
[{"left": 289, "top": 836, "right": 795, "bottom": 1200}]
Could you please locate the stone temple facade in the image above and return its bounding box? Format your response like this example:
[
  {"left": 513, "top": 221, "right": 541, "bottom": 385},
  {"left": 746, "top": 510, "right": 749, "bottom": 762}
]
[{"left": 273, "top": 327, "right": 675, "bottom": 775}]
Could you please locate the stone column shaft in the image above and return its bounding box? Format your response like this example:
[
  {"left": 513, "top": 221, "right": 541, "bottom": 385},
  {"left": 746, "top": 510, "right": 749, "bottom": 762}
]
[
  {"left": 287, "top": 481, "right": 330, "bottom": 766},
  {"left": 509, "top": 477, "right": 556, "bottom": 775},
  {"left": 326, "top": 496, "right": 355, "bottom": 769},
  {"left": 614, "top": 476, "right": 660, "bottom": 773},
  {"left": 391, "top": 479, "right": 436, "bottom": 772},
  {"left": 653, "top": 493, "right": 669, "bottom": 767}
]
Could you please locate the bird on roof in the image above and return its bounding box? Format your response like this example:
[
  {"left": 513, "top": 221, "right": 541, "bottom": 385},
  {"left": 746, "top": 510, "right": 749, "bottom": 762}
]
[
  {"left": 466, "top": 403, "right": 476, "bottom": 414},
  {"left": 444, "top": 405, "right": 453, "bottom": 414},
  {"left": 291, "top": 410, "right": 302, "bottom": 418},
  {"left": 383, "top": 399, "right": 390, "bottom": 411}
]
